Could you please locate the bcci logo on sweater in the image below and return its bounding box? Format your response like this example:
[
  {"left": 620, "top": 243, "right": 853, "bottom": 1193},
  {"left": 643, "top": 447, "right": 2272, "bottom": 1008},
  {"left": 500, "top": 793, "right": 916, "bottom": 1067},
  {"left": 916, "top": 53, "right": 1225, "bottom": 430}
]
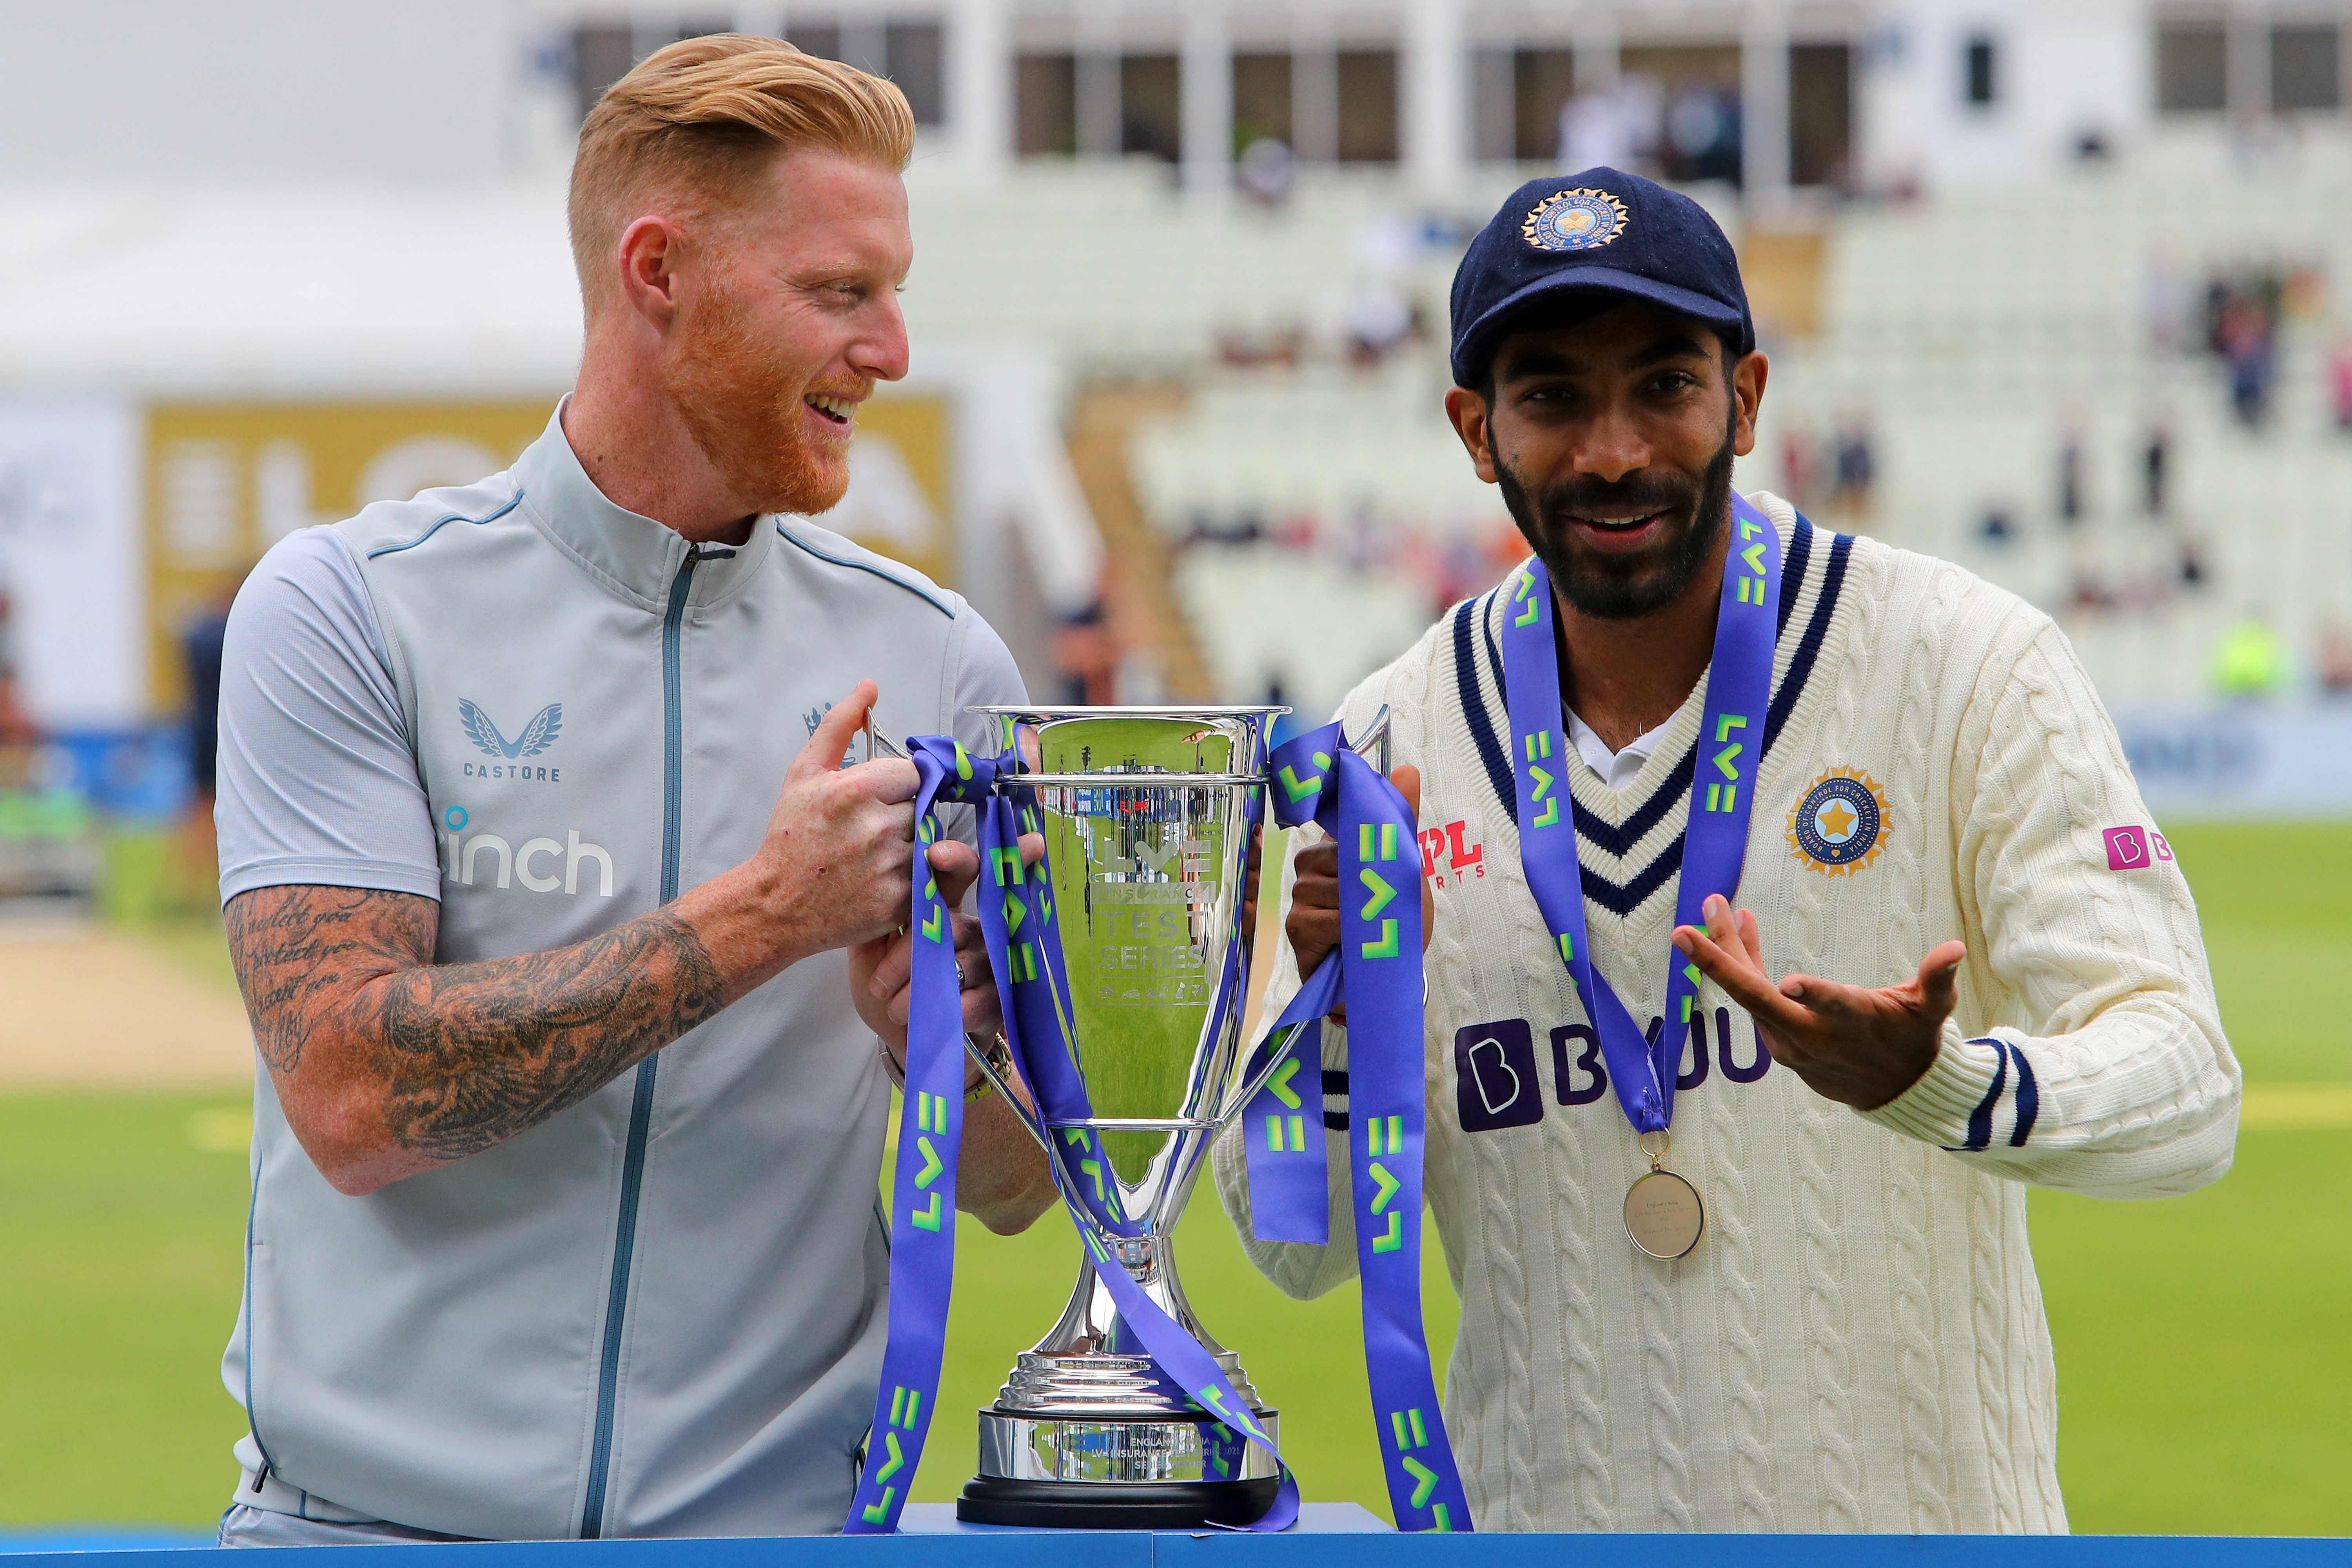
[{"left": 1788, "top": 768, "right": 1889, "bottom": 875}]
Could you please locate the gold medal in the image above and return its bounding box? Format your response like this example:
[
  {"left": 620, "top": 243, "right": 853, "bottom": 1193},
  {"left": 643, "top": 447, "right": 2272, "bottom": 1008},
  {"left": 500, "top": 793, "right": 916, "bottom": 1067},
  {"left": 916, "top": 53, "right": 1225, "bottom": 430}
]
[{"left": 1623, "top": 1132, "right": 1704, "bottom": 1260}]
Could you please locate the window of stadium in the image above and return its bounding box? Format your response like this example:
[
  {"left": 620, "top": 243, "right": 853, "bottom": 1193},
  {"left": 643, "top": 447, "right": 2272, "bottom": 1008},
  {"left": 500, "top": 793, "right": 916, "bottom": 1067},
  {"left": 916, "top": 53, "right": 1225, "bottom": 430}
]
[
  {"left": 2156, "top": 23, "right": 2228, "bottom": 113},
  {"left": 1790, "top": 43, "right": 1855, "bottom": 187},
  {"left": 786, "top": 18, "right": 946, "bottom": 125},
  {"left": 572, "top": 21, "right": 732, "bottom": 120},
  {"left": 1233, "top": 52, "right": 1294, "bottom": 156},
  {"left": 1507, "top": 48, "right": 1577, "bottom": 163},
  {"left": 1336, "top": 50, "right": 1400, "bottom": 162},
  {"left": 567, "top": 18, "right": 945, "bottom": 127},
  {"left": 1964, "top": 34, "right": 1999, "bottom": 107},
  {"left": 2271, "top": 25, "right": 2341, "bottom": 113}
]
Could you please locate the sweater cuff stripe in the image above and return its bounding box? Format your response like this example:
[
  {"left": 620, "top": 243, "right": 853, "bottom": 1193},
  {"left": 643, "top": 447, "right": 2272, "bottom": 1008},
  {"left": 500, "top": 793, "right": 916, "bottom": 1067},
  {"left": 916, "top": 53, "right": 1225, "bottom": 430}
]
[
  {"left": 1963, "top": 1038, "right": 2011, "bottom": 1152},
  {"left": 2009, "top": 1046, "right": 2040, "bottom": 1146},
  {"left": 1860, "top": 1026, "right": 2005, "bottom": 1148}
]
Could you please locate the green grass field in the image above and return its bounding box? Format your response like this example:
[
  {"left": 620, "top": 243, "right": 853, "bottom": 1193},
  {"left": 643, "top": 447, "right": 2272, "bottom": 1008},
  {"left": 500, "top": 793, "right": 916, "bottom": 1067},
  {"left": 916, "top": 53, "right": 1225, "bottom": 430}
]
[{"left": 2, "top": 823, "right": 2345, "bottom": 1533}]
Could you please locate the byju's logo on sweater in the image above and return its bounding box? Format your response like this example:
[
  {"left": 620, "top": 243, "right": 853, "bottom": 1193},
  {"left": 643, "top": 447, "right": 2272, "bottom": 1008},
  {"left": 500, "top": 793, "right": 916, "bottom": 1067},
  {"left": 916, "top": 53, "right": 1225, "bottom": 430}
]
[
  {"left": 1454, "top": 1020, "right": 1543, "bottom": 1133},
  {"left": 459, "top": 700, "right": 565, "bottom": 781}
]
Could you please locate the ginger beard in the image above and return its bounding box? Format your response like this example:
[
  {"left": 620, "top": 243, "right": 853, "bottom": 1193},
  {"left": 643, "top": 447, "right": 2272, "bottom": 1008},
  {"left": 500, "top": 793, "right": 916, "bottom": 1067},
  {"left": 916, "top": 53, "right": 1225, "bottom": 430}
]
[{"left": 664, "top": 283, "right": 857, "bottom": 517}]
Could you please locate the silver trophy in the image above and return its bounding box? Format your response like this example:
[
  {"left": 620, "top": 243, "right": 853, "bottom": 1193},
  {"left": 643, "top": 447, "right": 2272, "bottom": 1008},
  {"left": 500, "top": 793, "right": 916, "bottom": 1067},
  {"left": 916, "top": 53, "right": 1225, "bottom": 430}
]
[{"left": 931, "top": 704, "right": 1382, "bottom": 1530}]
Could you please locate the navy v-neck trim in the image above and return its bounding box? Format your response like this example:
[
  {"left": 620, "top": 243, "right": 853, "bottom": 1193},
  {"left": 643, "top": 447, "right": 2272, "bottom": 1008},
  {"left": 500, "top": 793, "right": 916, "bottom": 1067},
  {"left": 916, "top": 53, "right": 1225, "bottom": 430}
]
[{"left": 1454, "top": 511, "right": 1844, "bottom": 916}]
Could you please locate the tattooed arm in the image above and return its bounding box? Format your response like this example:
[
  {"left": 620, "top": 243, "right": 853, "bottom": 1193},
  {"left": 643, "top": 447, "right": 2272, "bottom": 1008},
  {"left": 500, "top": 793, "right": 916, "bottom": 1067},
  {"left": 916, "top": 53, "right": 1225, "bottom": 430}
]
[
  {"left": 230, "top": 682, "right": 921, "bottom": 1197},
  {"left": 227, "top": 887, "right": 732, "bottom": 1193}
]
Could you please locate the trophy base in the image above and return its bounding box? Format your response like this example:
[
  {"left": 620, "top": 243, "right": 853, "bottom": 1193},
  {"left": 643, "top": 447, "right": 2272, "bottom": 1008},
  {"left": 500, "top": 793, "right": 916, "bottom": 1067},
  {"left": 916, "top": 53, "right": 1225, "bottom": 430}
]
[{"left": 955, "top": 1475, "right": 1281, "bottom": 1530}]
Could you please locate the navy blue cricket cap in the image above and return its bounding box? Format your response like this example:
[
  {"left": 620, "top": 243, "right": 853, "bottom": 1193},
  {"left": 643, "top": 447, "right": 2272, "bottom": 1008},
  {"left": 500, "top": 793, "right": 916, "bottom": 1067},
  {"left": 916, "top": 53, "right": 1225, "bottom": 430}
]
[{"left": 1448, "top": 167, "right": 1754, "bottom": 389}]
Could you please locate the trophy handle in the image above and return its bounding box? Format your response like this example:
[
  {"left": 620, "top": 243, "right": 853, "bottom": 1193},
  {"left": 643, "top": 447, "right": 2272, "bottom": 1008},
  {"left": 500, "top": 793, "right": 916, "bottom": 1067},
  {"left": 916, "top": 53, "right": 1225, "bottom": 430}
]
[
  {"left": 1210, "top": 706, "right": 1398, "bottom": 1129},
  {"left": 1215, "top": 1015, "right": 1319, "bottom": 1133},
  {"left": 860, "top": 717, "right": 909, "bottom": 764},
  {"left": 1356, "top": 704, "right": 1392, "bottom": 775},
  {"left": 861, "top": 718, "right": 1055, "bottom": 1152},
  {"left": 964, "top": 1034, "right": 1054, "bottom": 1154}
]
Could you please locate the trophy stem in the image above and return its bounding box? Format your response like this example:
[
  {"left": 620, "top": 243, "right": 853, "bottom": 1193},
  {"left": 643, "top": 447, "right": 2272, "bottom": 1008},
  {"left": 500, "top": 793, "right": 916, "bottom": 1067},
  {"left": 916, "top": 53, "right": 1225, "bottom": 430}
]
[{"left": 958, "top": 1233, "right": 1281, "bottom": 1527}]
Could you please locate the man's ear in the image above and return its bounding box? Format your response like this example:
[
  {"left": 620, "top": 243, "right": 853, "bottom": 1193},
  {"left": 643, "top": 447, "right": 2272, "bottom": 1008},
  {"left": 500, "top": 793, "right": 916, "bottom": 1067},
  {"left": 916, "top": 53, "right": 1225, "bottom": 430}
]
[
  {"left": 1730, "top": 350, "right": 1769, "bottom": 459},
  {"left": 614, "top": 214, "right": 685, "bottom": 332},
  {"left": 1444, "top": 385, "right": 1500, "bottom": 485}
]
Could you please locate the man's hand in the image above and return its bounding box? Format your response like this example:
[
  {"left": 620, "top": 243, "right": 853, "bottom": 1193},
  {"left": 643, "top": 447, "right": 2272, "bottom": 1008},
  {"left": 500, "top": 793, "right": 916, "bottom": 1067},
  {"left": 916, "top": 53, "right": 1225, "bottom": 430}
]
[
  {"left": 1285, "top": 764, "right": 1428, "bottom": 1022},
  {"left": 849, "top": 830, "right": 1044, "bottom": 1064},
  {"left": 847, "top": 821, "right": 1053, "bottom": 1239},
  {"left": 1671, "top": 893, "right": 1965, "bottom": 1111},
  {"left": 753, "top": 679, "right": 922, "bottom": 965}
]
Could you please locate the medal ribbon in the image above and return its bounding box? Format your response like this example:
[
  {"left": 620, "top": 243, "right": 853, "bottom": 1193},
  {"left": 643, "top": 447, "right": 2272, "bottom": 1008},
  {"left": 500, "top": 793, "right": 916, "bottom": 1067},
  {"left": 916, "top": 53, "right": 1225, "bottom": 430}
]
[
  {"left": 1495, "top": 497, "right": 1782, "bottom": 1141},
  {"left": 1235, "top": 723, "right": 1473, "bottom": 1532},
  {"left": 848, "top": 737, "right": 1299, "bottom": 1533}
]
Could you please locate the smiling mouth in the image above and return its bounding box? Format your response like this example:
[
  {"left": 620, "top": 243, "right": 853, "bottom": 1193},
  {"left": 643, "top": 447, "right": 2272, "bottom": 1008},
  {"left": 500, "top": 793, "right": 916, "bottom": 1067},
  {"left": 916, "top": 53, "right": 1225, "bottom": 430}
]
[
  {"left": 1569, "top": 510, "right": 1668, "bottom": 533},
  {"left": 804, "top": 393, "right": 857, "bottom": 427}
]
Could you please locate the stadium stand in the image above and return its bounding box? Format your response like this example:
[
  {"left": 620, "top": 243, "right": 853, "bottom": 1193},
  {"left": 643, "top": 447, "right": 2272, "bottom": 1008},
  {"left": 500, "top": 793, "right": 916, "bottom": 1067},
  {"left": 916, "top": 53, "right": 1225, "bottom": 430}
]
[{"left": 940, "top": 140, "right": 2352, "bottom": 719}]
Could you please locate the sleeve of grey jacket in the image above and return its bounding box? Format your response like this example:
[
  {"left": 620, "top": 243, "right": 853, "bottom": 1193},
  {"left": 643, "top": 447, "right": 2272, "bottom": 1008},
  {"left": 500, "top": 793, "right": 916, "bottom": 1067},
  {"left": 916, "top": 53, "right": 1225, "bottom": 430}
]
[
  {"left": 214, "top": 529, "right": 444, "bottom": 905},
  {"left": 949, "top": 609, "right": 1027, "bottom": 756},
  {"left": 940, "top": 609, "right": 1029, "bottom": 856}
]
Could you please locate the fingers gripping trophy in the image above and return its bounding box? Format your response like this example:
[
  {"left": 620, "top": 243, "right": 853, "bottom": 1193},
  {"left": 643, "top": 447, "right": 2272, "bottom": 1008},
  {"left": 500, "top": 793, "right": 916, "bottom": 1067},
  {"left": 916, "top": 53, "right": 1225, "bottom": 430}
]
[{"left": 844, "top": 707, "right": 1472, "bottom": 1533}]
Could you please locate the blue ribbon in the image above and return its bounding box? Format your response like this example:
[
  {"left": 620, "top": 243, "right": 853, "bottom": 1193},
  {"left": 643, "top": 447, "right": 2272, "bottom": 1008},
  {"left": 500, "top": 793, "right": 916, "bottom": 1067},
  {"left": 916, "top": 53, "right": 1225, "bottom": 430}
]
[
  {"left": 844, "top": 736, "right": 989, "bottom": 1534},
  {"left": 1494, "top": 497, "right": 1782, "bottom": 1140},
  {"left": 1234, "top": 723, "right": 1472, "bottom": 1533},
  {"left": 848, "top": 737, "right": 1299, "bottom": 1533}
]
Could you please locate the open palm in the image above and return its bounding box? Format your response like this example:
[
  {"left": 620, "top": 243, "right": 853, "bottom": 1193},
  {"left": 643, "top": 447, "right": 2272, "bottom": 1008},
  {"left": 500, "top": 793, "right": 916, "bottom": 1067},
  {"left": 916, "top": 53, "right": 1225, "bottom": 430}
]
[{"left": 1671, "top": 893, "right": 1965, "bottom": 1111}]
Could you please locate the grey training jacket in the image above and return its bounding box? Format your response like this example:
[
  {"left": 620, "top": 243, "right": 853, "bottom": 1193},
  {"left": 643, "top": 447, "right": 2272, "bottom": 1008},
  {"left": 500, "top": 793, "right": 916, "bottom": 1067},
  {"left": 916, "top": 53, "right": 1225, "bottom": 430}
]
[{"left": 221, "top": 409, "right": 1016, "bottom": 1539}]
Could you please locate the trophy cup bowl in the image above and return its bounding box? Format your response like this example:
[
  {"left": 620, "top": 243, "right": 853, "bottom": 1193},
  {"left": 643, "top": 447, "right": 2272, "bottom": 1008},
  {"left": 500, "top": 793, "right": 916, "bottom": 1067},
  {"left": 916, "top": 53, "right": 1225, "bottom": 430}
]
[{"left": 953, "top": 705, "right": 1293, "bottom": 1530}]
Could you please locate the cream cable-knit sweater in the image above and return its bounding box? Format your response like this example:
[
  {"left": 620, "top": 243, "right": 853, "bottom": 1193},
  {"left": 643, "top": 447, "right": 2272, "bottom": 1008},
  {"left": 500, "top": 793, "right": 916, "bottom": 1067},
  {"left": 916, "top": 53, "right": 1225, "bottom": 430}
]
[{"left": 1213, "top": 495, "right": 2239, "bottom": 1533}]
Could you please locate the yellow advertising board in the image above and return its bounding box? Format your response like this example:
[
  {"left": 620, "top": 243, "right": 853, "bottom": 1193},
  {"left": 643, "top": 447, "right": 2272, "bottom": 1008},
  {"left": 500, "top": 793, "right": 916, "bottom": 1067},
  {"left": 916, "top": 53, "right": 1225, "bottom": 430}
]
[{"left": 145, "top": 396, "right": 953, "bottom": 714}]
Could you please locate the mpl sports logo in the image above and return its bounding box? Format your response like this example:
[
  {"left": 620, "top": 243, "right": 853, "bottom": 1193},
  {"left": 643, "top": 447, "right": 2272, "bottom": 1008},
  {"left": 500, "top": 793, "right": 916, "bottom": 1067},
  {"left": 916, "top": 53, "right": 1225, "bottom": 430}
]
[
  {"left": 459, "top": 699, "right": 565, "bottom": 782},
  {"left": 1419, "top": 819, "right": 1485, "bottom": 888}
]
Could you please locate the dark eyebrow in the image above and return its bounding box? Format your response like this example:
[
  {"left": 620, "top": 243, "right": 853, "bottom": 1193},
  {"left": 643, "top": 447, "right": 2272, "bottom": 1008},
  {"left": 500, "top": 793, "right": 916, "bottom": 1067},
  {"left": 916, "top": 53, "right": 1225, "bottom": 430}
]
[
  {"left": 1628, "top": 332, "right": 1713, "bottom": 369},
  {"left": 1496, "top": 349, "right": 1582, "bottom": 383},
  {"left": 1499, "top": 331, "right": 1713, "bottom": 386}
]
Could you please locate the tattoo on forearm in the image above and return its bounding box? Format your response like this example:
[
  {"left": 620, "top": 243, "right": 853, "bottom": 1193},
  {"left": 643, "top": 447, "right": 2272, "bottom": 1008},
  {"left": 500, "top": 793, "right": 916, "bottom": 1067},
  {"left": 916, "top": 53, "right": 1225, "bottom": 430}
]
[
  {"left": 226, "top": 887, "right": 434, "bottom": 1079},
  {"left": 373, "top": 910, "right": 723, "bottom": 1161},
  {"left": 225, "top": 886, "right": 727, "bottom": 1169}
]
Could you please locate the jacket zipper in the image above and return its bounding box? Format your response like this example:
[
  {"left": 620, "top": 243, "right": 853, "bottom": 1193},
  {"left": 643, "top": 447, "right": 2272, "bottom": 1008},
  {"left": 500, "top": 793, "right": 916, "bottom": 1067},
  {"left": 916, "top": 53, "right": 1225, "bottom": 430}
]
[{"left": 579, "top": 542, "right": 731, "bottom": 1537}]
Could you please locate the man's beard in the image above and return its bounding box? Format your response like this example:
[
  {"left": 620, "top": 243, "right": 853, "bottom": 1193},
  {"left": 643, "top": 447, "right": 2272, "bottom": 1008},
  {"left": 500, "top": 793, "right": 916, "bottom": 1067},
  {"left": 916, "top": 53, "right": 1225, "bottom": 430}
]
[
  {"left": 664, "top": 290, "right": 850, "bottom": 517},
  {"left": 1490, "top": 417, "right": 1737, "bottom": 621}
]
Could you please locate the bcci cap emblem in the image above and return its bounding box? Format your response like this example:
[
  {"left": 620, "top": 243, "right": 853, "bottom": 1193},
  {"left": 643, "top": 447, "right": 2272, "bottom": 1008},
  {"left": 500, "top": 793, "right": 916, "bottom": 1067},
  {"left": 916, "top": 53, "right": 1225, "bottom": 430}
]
[
  {"left": 1788, "top": 768, "right": 1889, "bottom": 876},
  {"left": 1521, "top": 187, "right": 1631, "bottom": 253}
]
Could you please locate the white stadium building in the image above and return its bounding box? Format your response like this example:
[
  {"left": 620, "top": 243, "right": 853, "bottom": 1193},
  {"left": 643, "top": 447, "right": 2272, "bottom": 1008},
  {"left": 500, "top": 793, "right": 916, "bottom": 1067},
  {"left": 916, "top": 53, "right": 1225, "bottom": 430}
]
[{"left": 4, "top": 0, "right": 2350, "bottom": 819}]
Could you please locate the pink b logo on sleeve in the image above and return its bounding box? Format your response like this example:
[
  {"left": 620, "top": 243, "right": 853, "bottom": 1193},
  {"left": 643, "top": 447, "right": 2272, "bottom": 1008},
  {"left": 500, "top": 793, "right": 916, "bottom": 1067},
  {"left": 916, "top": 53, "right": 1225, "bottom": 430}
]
[{"left": 2103, "top": 825, "right": 2152, "bottom": 869}]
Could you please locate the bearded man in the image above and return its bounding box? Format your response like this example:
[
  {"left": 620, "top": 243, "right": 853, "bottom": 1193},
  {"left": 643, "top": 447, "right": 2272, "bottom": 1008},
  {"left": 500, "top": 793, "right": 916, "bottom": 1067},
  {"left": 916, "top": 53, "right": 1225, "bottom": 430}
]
[
  {"left": 209, "top": 38, "right": 1053, "bottom": 1544},
  {"left": 1218, "top": 170, "right": 2239, "bottom": 1531}
]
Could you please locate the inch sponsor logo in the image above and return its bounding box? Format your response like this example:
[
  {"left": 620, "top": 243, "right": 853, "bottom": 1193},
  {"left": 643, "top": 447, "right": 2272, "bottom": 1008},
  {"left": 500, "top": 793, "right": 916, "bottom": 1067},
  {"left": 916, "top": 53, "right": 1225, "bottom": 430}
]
[{"left": 438, "top": 805, "right": 615, "bottom": 897}]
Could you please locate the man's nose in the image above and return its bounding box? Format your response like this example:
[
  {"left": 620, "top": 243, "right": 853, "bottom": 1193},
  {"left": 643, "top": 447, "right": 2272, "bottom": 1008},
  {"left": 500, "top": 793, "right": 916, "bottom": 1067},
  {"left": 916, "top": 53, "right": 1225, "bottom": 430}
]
[
  {"left": 1571, "top": 402, "right": 1651, "bottom": 483},
  {"left": 852, "top": 295, "right": 911, "bottom": 384}
]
